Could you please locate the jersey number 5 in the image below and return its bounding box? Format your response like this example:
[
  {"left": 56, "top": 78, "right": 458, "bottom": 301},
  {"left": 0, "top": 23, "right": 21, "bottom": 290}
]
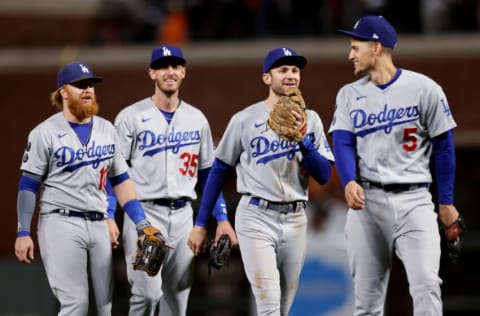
[
  {"left": 179, "top": 152, "right": 199, "bottom": 176},
  {"left": 403, "top": 127, "right": 418, "bottom": 152}
]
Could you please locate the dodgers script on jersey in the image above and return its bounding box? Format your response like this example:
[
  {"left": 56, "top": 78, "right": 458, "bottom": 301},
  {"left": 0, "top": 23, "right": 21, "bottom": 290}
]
[
  {"left": 20, "top": 112, "right": 128, "bottom": 214},
  {"left": 215, "top": 101, "right": 334, "bottom": 202},
  {"left": 114, "top": 98, "right": 215, "bottom": 200},
  {"left": 329, "top": 69, "right": 457, "bottom": 184}
]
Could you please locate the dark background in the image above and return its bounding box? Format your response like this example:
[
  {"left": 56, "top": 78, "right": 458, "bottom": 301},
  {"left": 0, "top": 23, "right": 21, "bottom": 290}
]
[{"left": 1, "top": 1, "right": 480, "bottom": 315}]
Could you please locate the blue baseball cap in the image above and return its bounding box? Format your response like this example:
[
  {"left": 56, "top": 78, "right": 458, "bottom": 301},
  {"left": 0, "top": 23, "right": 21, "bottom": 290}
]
[
  {"left": 57, "top": 61, "right": 103, "bottom": 88},
  {"left": 150, "top": 45, "right": 186, "bottom": 68},
  {"left": 262, "top": 47, "right": 307, "bottom": 73},
  {"left": 338, "top": 16, "right": 397, "bottom": 49}
]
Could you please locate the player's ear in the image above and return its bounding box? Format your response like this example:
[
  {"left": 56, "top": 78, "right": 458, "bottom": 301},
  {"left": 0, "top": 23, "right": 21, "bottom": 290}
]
[
  {"left": 262, "top": 73, "right": 271, "bottom": 85},
  {"left": 180, "top": 66, "right": 186, "bottom": 79},
  {"left": 374, "top": 42, "right": 383, "bottom": 56},
  {"left": 59, "top": 86, "right": 68, "bottom": 99},
  {"left": 148, "top": 68, "right": 156, "bottom": 80}
]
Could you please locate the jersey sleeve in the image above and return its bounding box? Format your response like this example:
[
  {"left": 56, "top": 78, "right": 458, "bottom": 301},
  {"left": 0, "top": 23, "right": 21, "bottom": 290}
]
[
  {"left": 109, "top": 130, "right": 130, "bottom": 177},
  {"left": 328, "top": 87, "right": 354, "bottom": 134},
  {"left": 307, "top": 110, "right": 335, "bottom": 162},
  {"left": 421, "top": 83, "right": 457, "bottom": 138},
  {"left": 114, "top": 109, "right": 135, "bottom": 161},
  {"left": 215, "top": 113, "right": 244, "bottom": 166},
  {"left": 20, "top": 126, "right": 50, "bottom": 177},
  {"left": 197, "top": 115, "right": 216, "bottom": 170}
]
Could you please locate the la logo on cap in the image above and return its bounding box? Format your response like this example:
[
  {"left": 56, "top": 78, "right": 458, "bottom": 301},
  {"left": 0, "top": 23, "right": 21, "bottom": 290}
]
[
  {"left": 80, "top": 64, "right": 90, "bottom": 74},
  {"left": 162, "top": 46, "right": 172, "bottom": 56},
  {"left": 282, "top": 48, "right": 293, "bottom": 56}
]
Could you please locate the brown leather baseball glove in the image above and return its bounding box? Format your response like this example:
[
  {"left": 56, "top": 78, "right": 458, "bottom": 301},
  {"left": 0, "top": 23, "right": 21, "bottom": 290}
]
[
  {"left": 133, "top": 226, "right": 171, "bottom": 276},
  {"left": 267, "top": 87, "right": 307, "bottom": 142}
]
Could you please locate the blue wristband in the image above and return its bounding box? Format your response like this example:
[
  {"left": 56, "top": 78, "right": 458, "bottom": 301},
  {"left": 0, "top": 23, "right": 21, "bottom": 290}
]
[
  {"left": 123, "top": 199, "right": 146, "bottom": 224},
  {"left": 17, "top": 231, "right": 30, "bottom": 237}
]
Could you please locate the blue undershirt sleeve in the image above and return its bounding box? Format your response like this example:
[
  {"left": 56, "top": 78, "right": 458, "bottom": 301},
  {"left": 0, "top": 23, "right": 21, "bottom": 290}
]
[
  {"left": 109, "top": 172, "right": 130, "bottom": 186},
  {"left": 106, "top": 179, "right": 117, "bottom": 219},
  {"left": 109, "top": 172, "right": 145, "bottom": 224},
  {"left": 17, "top": 172, "right": 42, "bottom": 236},
  {"left": 198, "top": 168, "right": 228, "bottom": 222},
  {"left": 195, "top": 158, "right": 232, "bottom": 227},
  {"left": 123, "top": 199, "right": 147, "bottom": 224},
  {"left": 331, "top": 130, "right": 358, "bottom": 188},
  {"left": 431, "top": 130, "right": 455, "bottom": 204},
  {"left": 298, "top": 137, "right": 332, "bottom": 185}
]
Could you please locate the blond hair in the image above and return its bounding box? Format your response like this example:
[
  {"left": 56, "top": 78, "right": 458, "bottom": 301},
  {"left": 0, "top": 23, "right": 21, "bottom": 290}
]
[{"left": 50, "top": 89, "right": 63, "bottom": 111}]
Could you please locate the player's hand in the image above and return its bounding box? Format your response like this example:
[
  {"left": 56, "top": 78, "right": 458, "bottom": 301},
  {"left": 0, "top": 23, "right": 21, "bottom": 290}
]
[
  {"left": 345, "top": 180, "right": 365, "bottom": 210},
  {"left": 188, "top": 226, "right": 208, "bottom": 256},
  {"left": 215, "top": 220, "right": 238, "bottom": 248},
  {"left": 15, "top": 236, "right": 35, "bottom": 264},
  {"left": 292, "top": 110, "right": 307, "bottom": 138},
  {"left": 106, "top": 219, "right": 120, "bottom": 249},
  {"left": 438, "top": 204, "right": 460, "bottom": 237}
]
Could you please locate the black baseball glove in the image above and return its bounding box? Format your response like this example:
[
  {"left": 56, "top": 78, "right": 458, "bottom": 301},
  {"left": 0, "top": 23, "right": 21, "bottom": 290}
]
[
  {"left": 207, "top": 234, "right": 231, "bottom": 275},
  {"left": 133, "top": 226, "right": 171, "bottom": 276},
  {"left": 441, "top": 216, "right": 466, "bottom": 264}
]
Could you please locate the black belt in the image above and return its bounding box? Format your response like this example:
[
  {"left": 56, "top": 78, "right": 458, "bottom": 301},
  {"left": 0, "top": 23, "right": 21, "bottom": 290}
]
[
  {"left": 249, "top": 197, "right": 305, "bottom": 214},
  {"left": 144, "top": 198, "right": 190, "bottom": 210},
  {"left": 361, "top": 180, "right": 429, "bottom": 193},
  {"left": 52, "top": 209, "right": 107, "bottom": 221}
]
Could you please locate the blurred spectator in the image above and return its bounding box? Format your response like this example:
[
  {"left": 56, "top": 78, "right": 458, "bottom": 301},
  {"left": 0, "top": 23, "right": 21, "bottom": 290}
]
[
  {"left": 89, "top": 0, "right": 479, "bottom": 45},
  {"left": 93, "top": 0, "right": 166, "bottom": 45}
]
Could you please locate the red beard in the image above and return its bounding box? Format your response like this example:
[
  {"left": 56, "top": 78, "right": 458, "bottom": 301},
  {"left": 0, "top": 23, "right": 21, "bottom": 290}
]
[{"left": 67, "top": 92, "right": 99, "bottom": 121}]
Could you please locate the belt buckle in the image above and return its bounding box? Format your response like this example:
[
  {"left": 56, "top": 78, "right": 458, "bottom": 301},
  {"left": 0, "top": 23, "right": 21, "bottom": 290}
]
[
  {"left": 169, "top": 200, "right": 176, "bottom": 210},
  {"left": 282, "top": 204, "right": 292, "bottom": 214}
]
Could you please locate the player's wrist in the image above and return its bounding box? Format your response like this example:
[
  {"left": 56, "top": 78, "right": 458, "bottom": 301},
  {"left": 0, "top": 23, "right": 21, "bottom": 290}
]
[
  {"left": 214, "top": 213, "right": 228, "bottom": 223},
  {"left": 17, "top": 231, "right": 30, "bottom": 237}
]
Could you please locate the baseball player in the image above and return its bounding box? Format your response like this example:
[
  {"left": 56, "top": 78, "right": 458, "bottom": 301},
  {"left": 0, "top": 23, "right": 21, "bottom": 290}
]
[
  {"left": 14, "top": 61, "right": 155, "bottom": 316},
  {"left": 114, "top": 45, "right": 230, "bottom": 316},
  {"left": 329, "top": 16, "right": 463, "bottom": 315},
  {"left": 188, "top": 47, "right": 334, "bottom": 316}
]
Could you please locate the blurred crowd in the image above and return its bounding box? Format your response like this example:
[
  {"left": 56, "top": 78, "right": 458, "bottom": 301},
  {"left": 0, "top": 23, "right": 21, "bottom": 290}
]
[{"left": 92, "top": 0, "right": 480, "bottom": 45}]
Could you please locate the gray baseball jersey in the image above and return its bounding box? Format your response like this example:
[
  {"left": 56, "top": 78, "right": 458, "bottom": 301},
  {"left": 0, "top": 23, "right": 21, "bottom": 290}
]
[
  {"left": 21, "top": 112, "right": 128, "bottom": 213},
  {"left": 20, "top": 112, "right": 126, "bottom": 316},
  {"left": 115, "top": 98, "right": 215, "bottom": 200},
  {"left": 114, "top": 98, "right": 215, "bottom": 316},
  {"left": 216, "top": 100, "right": 333, "bottom": 315},
  {"left": 329, "top": 69, "right": 457, "bottom": 183},
  {"left": 216, "top": 101, "right": 334, "bottom": 201},
  {"left": 329, "top": 68, "right": 457, "bottom": 315}
]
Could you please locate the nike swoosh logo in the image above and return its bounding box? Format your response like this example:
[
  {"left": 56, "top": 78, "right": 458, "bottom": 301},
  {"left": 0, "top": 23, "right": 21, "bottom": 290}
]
[
  {"left": 254, "top": 122, "right": 265, "bottom": 128},
  {"left": 141, "top": 117, "right": 152, "bottom": 123},
  {"left": 356, "top": 96, "right": 367, "bottom": 101},
  {"left": 58, "top": 133, "right": 68, "bottom": 138}
]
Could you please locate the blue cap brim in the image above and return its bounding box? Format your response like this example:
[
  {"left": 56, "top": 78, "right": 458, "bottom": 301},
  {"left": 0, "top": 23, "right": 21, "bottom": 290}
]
[
  {"left": 338, "top": 29, "right": 375, "bottom": 42},
  {"left": 70, "top": 76, "right": 103, "bottom": 84},
  {"left": 150, "top": 56, "right": 186, "bottom": 68}
]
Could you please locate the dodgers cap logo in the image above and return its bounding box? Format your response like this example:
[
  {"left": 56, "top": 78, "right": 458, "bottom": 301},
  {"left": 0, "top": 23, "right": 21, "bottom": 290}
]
[
  {"left": 338, "top": 15, "right": 397, "bottom": 49},
  {"left": 262, "top": 47, "right": 307, "bottom": 73},
  {"left": 57, "top": 61, "right": 103, "bottom": 88},
  {"left": 150, "top": 45, "right": 186, "bottom": 68}
]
